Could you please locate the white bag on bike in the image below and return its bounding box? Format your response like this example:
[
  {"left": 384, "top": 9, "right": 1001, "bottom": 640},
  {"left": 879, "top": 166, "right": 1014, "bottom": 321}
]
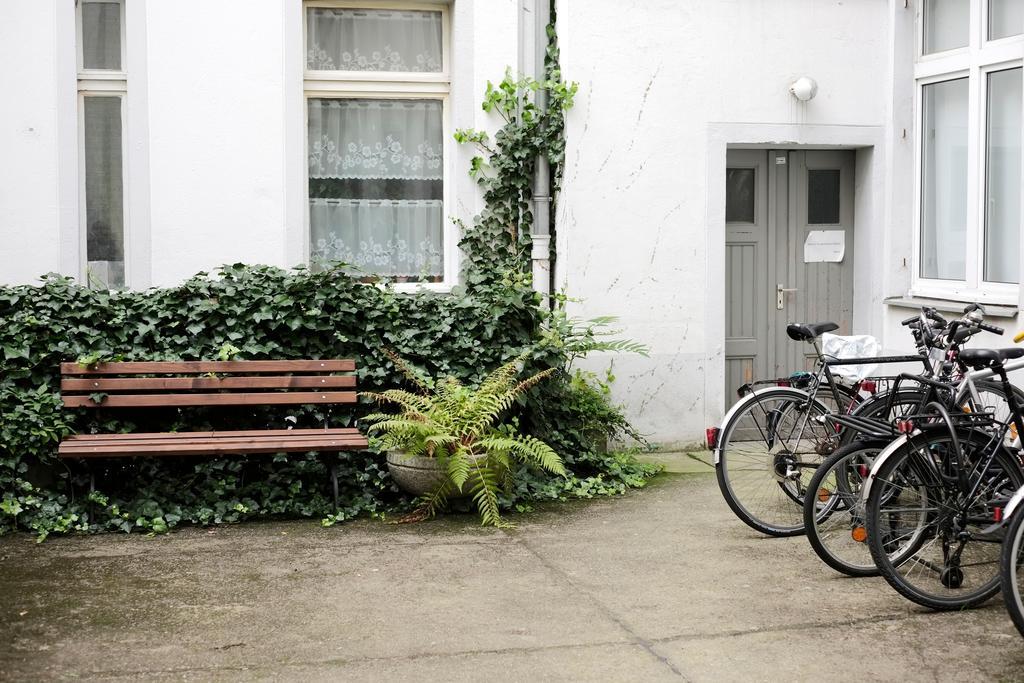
[{"left": 820, "top": 333, "right": 880, "bottom": 381}]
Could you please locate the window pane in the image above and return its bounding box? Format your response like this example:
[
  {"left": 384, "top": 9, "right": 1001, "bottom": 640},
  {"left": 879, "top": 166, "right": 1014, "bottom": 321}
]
[
  {"left": 306, "top": 8, "right": 442, "bottom": 72},
  {"left": 725, "top": 168, "right": 755, "bottom": 223},
  {"left": 923, "top": 0, "right": 969, "bottom": 54},
  {"left": 83, "top": 97, "right": 125, "bottom": 289},
  {"left": 990, "top": 0, "right": 1024, "bottom": 39},
  {"left": 81, "top": 1, "right": 121, "bottom": 70},
  {"left": 921, "top": 78, "right": 968, "bottom": 281},
  {"left": 984, "top": 68, "right": 1022, "bottom": 284},
  {"left": 808, "top": 170, "right": 841, "bottom": 224},
  {"left": 308, "top": 99, "right": 443, "bottom": 281}
]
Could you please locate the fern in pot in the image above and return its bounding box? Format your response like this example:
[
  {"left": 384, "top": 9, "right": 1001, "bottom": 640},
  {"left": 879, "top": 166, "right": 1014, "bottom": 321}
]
[{"left": 362, "top": 351, "right": 566, "bottom": 527}]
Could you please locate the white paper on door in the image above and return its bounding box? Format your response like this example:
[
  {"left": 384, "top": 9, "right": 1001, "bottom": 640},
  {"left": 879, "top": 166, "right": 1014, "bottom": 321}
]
[{"left": 803, "top": 230, "right": 845, "bottom": 263}]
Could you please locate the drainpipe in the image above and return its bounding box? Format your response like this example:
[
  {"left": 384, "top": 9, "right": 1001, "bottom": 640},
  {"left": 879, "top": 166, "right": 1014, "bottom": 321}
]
[{"left": 520, "top": 0, "right": 553, "bottom": 303}]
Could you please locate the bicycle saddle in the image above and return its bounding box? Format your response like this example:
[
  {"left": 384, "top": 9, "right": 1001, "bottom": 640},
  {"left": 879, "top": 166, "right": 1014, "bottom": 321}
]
[
  {"left": 958, "top": 347, "right": 1024, "bottom": 369},
  {"left": 786, "top": 321, "right": 839, "bottom": 341}
]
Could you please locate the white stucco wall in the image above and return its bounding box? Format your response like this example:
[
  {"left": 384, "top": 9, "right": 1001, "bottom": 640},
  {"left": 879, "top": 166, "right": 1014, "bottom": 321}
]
[
  {"left": 145, "top": 1, "right": 289, "bottom": 284},
  {"left": 556, "top": 0, "right": 897, "bottom": 446},
  {"left": 0, "top": 0, "right": 516, "bottom": 288},
  {"left": 0, "top": 1, "right": 71, "bottom": 284}
]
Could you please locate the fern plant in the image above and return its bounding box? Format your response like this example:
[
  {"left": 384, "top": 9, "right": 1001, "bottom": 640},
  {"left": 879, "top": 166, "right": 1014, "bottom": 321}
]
[{"left": 362, "top": 351, "right": 566, "bottom": 527}]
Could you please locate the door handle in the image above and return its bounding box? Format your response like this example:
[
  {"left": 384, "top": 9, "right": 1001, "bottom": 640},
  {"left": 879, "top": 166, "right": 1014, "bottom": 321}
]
[{"left": 777, "top": 284, "right": 798, "bottom": 310}]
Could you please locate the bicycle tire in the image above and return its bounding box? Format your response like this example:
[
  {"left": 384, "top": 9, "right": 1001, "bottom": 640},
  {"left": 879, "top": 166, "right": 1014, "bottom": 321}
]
[
  {"left": 803, "top": 386, "right": 1006, "bottom": 578},
  {"left": 716, "top": 387, "right": 837, "bottom": 537},
  {"left": 803, "top": 440, "right": 886, "bottom": 576},
  {"left": 1000, "top": 500, "right": 1024, "bottom": 638},
  {"left": 865, "top": 430, "right": 1024, "bottom": 610}
]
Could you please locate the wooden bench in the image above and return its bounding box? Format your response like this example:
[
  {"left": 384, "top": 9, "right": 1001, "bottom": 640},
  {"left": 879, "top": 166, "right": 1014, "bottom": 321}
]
[{"left": 57, "top": 360, "right": 368, "bottom": 510}]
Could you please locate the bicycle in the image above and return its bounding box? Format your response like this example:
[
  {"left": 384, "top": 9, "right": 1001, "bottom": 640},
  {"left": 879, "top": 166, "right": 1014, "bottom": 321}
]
[
  {"left": 803, "top": 307, "right": 1024, "bottom": 576},
  {"left": 714, "top": 321, "right": 926, "bottom": 537},
  {"left": 862, "top": 346, "right": 1024, "bottom": 610}
]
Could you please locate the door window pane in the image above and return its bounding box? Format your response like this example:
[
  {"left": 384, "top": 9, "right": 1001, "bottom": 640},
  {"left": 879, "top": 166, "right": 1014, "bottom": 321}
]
[
  {"left": 921, "top": 78, "right": 968, "bottom": 281},
  {"left": 807, "top": 170, "right": 841, "bottom": 224},
  {"left": 924, "top": 0, "right": 969, "bottom": 54},
  {"left": 984, "top": 68, "right": 1022, "bottom": 284},
  {"left": 83, "top": 97, "right": 125, "bottom": 288},
  {"left": 725, "top": 168, "right": 755, "bottom": 223},
  {"left": 308, "top": 99, "right": 444, "bottom": 281},
  {"left": 81, "top": 1, "right": 121, "bottom": 70},
  {"left": 306, "top": 8, "right": 442, "bottom": 72},
  {"left": 990, "top": 0, "right": 1024, "bottom": 40}
]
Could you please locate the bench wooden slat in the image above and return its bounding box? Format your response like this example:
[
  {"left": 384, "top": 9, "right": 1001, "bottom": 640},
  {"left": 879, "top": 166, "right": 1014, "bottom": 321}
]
[
  {"left": 60, "top": 432, "right": 362, "bottom": 447},
  {"left": 60, "top": 360, "right": 356, "bottom": 375},
  {"left": 58, "top": 437, "right": 368, "bottom": 458},
  {"left": 65, "top": 428, "right": 359, "bottom": 441},
  {"left": 62, "top": 391, "right": 357, "bottom": 408},
  {"left": 61, "top": 375, "right": 357, "bottom": 392}
]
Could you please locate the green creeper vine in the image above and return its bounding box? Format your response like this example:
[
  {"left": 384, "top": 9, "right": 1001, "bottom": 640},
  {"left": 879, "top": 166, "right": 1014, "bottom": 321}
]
[{"left": 455, "top": 24, "right": 578, "bottom": 290}]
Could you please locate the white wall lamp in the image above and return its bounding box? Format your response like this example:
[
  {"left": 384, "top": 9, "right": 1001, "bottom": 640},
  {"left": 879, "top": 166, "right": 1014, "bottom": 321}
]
[{"left": 789, "top": 77, "right": 818, "bottom": 102}]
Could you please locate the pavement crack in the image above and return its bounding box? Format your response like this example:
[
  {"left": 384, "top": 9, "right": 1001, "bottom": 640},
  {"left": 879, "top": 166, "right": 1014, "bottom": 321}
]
[
  {"left": 212, "top": 642, "right": 245, "bottom": 651},
  {"left": 69, "top": 638, "right": 640, "bottom": 680},
  {"left": 507, "top": 532, "right": 690, "bottom": 681},
  {"left": 650, "top": 611, "right": 918, "bottom": 644}
]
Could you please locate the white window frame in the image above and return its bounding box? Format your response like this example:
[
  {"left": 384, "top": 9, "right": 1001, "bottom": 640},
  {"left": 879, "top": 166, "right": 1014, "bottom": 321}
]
[
  {"left": 911, "top": 0, "right": 1024, "bottom": 304},
  {"left": 76, "top": 0, "right": 129, "bottom": 288},
  {"left": 302, "top": 0, "right": 455, "bottom": 292}
]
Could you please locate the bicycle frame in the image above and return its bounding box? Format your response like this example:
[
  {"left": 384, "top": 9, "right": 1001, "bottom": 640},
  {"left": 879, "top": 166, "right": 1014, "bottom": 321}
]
[
  {"left": 955, "top": 357, "right": 1024, "bottom": 405},
  {"left": 863, "top": 359, "right": 1024, "bottom": 503}
]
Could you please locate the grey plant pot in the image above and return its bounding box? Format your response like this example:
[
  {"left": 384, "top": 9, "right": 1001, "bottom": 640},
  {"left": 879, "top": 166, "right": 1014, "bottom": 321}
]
[{"left": 385, "top": 450, "right": 483, "bottom": 498}]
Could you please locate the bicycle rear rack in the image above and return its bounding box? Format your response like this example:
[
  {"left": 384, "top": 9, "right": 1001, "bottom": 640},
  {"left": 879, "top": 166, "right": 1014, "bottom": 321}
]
[
  {"left": 821, "top": 414, "right": 897, "bottom": 439},
  {"left": 821, "top": 407, "right": 998, "bottom": 442}
]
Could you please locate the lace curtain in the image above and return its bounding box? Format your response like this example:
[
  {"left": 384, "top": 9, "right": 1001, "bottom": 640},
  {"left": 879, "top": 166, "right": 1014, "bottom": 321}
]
[
  {"left": 306, "top": 8, "right": 442, "bottom": 72},
  {"left": 308, "top": 99, "right": 443, "bottom": 280},
  {"left": 83, "top": 96, "right": 125, "bottom": 289},
  {"left": 81, "top": 1, "right": 121, "bottom": 70}
]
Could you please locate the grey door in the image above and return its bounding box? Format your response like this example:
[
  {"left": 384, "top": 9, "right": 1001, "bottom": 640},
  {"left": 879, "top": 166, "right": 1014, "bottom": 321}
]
[
  {"left": 725, "top": 149, "right": 856, "bottom": 406},
  {"left": 724, "top": 151, "right": 770, "bottom": 404}
]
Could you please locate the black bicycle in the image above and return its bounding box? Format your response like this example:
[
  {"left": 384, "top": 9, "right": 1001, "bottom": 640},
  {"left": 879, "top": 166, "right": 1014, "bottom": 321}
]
[
  {"left": 863, "top": 347, "right": 1024, "bottom": 610},
  {"left": 802, "top": 306, "right": 1021, "bottom": 577}
]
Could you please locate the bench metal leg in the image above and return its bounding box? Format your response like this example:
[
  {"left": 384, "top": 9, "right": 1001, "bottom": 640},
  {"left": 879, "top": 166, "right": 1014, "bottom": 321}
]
[
  {"left": 320, "top": 452, "right": 340, "bottom": 514},
  {"left": 330, "top": 456, "right": 340, "bottom": 514},
  {"left": 86, "top": 464, "right": 96, "bottom": 520}
]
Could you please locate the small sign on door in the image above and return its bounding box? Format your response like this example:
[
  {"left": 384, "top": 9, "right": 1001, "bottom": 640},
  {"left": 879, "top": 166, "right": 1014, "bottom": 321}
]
[{"left": 803, "top": 230, "right": 845, "bottom": 263}]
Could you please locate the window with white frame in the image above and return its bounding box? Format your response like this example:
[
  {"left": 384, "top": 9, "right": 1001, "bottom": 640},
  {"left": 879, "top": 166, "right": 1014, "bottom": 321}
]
[
  {"left": 304, "top": 2, "right": 450, "bottom": 284},
  {"left": 914, "top": 0, "right": 1023, "bottom": 302},
  {"left": 77, "top": 0, "right": 127, "bottom": 289}
]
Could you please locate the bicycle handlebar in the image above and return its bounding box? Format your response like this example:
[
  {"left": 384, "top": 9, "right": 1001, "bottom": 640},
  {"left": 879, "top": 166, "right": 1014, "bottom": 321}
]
[{"left": 924, "top": 307, "right": 949, "bottom": 326}]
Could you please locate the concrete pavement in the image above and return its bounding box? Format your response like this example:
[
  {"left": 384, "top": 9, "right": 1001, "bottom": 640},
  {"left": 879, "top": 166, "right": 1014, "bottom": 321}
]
[{"left": 2, "top": 471, "right": 1023, "bottom": 681}]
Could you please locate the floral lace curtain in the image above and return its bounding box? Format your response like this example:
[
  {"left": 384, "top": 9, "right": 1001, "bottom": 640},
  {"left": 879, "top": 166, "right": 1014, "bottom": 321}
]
[
  {"left": 306, "top": 8, "right": 442, "bottom": 72},
  {"left": 308, "top": 99, "right": 444, "bottom": 280}
]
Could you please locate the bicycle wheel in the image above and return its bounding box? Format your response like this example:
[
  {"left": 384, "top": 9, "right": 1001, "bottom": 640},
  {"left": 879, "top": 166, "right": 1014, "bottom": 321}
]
[
  {"left": 803, "top": 390, "right": 931, "bottom": 576},
  {"left": 865, "top": 430, "right": 1024, "bottom": 610},
  {"left": 962, "top": 380, "right": 1024, "bottom": 441},
  {"left": 804, "top": 440, "right": 885, "bottom": 576},
  {"left": 1001, "top": 498, "right": 1024, "bottom": 638},
  {"left": 716, "top": 387, "right": 836, "bottom": 537},
  {"left": 845, "top": 387, "right": 926, "bottom": 424}
]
